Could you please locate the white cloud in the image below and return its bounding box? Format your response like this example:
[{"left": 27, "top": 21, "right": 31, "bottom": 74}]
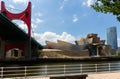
[
  {"left": 118, "top": 38, "right": 120, "bottom": 47},
  {"left": 35, "top": 12, "right": 43, "bottom": 17},
  {"left": 12, "top": 19, "right": 37, "bottom": 36},
  {"left": 31, "top": 23, "right": 37, "bottom": 29},
  {"left": 32, "top": 16, "right": 44, "bottom": 24},
  {"left": 73, "top": 14, "right": 78, "bottom": 23},
  {"left": 12, "top": 20, "right": 28, "bottom": 33},
  {"left": 31, "top": 17, "right": 44, "bottom": 36},
  {"left": 82, "top": 2, "right": 86, "bottom": 6},
  {"left": 59, "top": 0, "right": 68, "bottom": 10},
  {"left": 19, "top": 23, "right": 28, "bottom": 33},
  {"left": 82, "top": 0, "right": 94, "bottom": 7},
  {"left": 32, "top": 13, "right": 43, "bottom": 29},
  {"left": 8, "top": 4, "right": 15, "bottom": 9},
  {"left": 6, "top": 4, "right": 15, "bottom": 12},
  {"left": 31, "top": 18, "right": 44, "bottom": 28},
  {"left": 35, "top": 18, "right": 44, "bottom": 24},
  {"left": 32, "top": 4, "right": 35, "bottom": 9},
  {"left": 12, "top": 0, "right": 29, "bottom": 4},
  {"left": 33, "top": 32, "right": 76, "bottom": 45}
]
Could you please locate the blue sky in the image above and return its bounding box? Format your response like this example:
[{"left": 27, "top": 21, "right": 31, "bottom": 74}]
[{"left": 1, "top": 0, "right": 120, "bottom": 46}]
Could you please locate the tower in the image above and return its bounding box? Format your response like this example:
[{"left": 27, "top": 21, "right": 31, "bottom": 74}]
[
  {"left": 0, "top": 1, "right": 32, "bottom": 59},
  {"left": 107, "top": 26, "right": 118, "bottom": 49}
]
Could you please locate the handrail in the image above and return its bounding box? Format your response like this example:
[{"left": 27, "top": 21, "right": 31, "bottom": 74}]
[{"left": 0, "top": 63, "right": 120, "bottom": 78}]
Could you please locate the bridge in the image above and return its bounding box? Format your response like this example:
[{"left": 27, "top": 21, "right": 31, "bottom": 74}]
[
  {"left": 0, "top": 1, "right": 42, "bottom": 60},
  {"left": 0, "top": 63, "right": 119, "bottom": 78}
]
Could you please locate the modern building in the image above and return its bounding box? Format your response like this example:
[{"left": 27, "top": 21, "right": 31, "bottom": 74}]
[
  {"left": 44, "top": 33, "right": 111, "bottom": 57},
  {"left": 76, "top": 33, "right": 110, "bottom": 56},
  {"left": 107, "top": 27, "right": 118, "bottom": 49},
  {"left": 45, "top": 40, "right": 89, "bottom": 57}
]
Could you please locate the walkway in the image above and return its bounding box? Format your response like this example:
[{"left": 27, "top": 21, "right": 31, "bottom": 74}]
[
  {"left": 33, "top": 72, "right": 120, "bottom": 79},
  {"left": 87, "top": 72, "right": 120, "bottom": 79}
]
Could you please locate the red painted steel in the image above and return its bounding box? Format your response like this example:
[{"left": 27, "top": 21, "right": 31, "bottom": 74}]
[
  {"left": 5, "top": 44, "right": 24, "bottom": 51},
  {"left": 1, "top": 1, "right": 31, "bottom": 52},
  {"left": 1, "top": 1, "right": 31, "bottom": 37}
]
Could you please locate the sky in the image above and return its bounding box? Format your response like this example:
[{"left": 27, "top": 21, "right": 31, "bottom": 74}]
[{"left": 1, "top": 0, "right": 120, "bottom": 46}]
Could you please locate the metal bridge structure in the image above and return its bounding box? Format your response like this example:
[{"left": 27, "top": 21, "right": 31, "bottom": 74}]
[{"left": 0, "top": 1, "right": 42, "bottom": 60}]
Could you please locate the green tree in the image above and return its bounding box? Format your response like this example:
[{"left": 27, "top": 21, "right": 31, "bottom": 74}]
[{"left": 91, "top": 0, "right": 120, "bottom": 21}]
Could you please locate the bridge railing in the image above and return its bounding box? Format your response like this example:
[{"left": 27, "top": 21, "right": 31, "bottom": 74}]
[{"left": 0, "top": 63, "right": 120, "bottom": 78}]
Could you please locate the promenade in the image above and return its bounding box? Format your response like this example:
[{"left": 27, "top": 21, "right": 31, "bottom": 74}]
[
  {"left": 32, "top": 72, "right": 120, "bottom": 79},
  {"left": 87, "top": 72, "right": 120, "bottom": 79}
]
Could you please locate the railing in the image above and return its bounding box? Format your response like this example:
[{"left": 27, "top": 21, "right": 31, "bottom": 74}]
[{"left": 1, "top": 63, "right": 120, "bottom": 78}]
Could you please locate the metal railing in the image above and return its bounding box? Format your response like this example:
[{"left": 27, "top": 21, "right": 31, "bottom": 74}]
[{"left": 1, "top": 63, "right": 120, "bottom": 78}]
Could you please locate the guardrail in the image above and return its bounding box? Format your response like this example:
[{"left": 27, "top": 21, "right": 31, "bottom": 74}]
[{"left": 1, "top": 63, "right": 120, "bottom": 78}]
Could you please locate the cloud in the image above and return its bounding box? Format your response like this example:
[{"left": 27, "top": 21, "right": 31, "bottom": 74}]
[
  {"left": 31, "top": 23, "right": 37, "bottom": 29},
  {"left": 8, "top": 4, "right": 15, "bottom": 9},
  {"left": 12, "top": 0, "right": 29, "bottom": 4},
  {"left": 31, "top": 18, "right": 44, "bottom": 28},
  {"left": 19, "top": 23, "right": 28, "bottom": 33},
  {"left": 118, "top": 38, "right": 120, "bottom": 47},
  {"left": 59, "top": 0, "right": 68, "bottom": 10},
  {"left": 31, "top": 12, "right": 43, "bottom": 30},
  {"left": 82, "top": 0, "right": 94, "bottom": 7},
  {"left": 35, "top": 12, "right": 43, "bottom": 17},
  {"left": 73, "top": 14, "right": 78, "bottom": 23},
  {"left": 12, "top": 20, "right": 37, "bottom": 34},
  {"left": 35, "top": 18, "right": 44, "bottom": 24},
  {"left": 32, "top": 4, "right": 35, "bottom": 9},
  {"left": 32, "top": 12, "right": 44, "bottom": 25},
  {"left": 33, "top": 32, "right": 76, "bottom": 45},
  {"left": 12, "top": 20, "right": 28, "bottom": 32}
]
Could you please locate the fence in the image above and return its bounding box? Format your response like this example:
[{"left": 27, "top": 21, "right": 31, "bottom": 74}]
[{"left": 0, "top": 63, "right": 120, "bottom": 78}]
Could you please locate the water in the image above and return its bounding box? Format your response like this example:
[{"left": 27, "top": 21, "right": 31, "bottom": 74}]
[{"left": 1, "top": 60, "right": 120, "bottom": 78}]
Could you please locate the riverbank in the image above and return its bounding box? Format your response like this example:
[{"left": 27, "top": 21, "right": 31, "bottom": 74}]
[
  {"left": 87, "top": 72, "right": 120, "bottom": 79},
  {"left": 0, "top": 56, "right": 120, "bottom": 65},
  {"left": 32, "top": 72, "right": 120, "bottom": 79}
]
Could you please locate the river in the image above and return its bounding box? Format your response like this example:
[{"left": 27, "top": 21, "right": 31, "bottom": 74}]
[{"left": 0, "top": 60, "right": 120, "bottom": 78}]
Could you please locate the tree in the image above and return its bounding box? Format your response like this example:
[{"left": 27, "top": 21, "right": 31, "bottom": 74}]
[{"left": 91, "top": 0, "right": 120, "bottom": 21}]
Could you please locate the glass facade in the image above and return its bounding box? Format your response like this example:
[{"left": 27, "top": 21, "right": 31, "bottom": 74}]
[{"left": 107, "top": 27, "right": 118, "bottom": 49}]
